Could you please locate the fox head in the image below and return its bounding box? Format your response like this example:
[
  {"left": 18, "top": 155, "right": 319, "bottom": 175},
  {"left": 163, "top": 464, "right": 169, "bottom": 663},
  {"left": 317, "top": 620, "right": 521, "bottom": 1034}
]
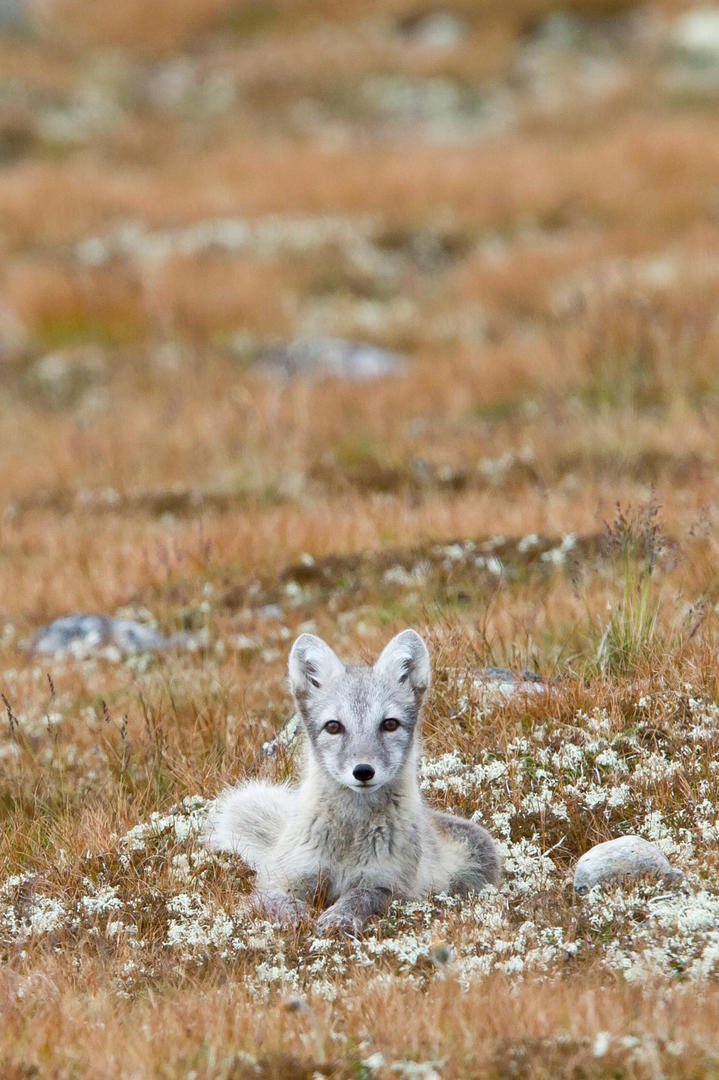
[{"left": 288, "top": 629, "right": 431, "bottom": 792}]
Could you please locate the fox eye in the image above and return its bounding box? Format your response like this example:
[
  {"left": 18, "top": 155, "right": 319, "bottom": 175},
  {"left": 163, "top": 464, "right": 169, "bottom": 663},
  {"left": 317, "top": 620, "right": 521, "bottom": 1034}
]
[
  {"left": 381, "top": 718, "right": 400, "bottom": 732},
  {"left": 324, "top": 720, "right": 344, "bottom": 735}
]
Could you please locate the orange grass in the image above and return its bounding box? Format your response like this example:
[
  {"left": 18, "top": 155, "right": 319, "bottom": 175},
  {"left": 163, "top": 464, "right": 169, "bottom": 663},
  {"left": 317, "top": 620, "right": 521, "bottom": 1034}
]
[
  {"left": 1, "top": 973, "right": 717, "bottom": 1079},
  {"left": 3, "top": 0, "right": 719, "bottom": 1074}
]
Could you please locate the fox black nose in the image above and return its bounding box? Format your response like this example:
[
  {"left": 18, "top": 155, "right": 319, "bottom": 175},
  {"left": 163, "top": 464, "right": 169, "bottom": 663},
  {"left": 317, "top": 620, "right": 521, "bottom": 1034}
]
[{"left": 353, "top": 764, "right": 375, "bottom": 783}]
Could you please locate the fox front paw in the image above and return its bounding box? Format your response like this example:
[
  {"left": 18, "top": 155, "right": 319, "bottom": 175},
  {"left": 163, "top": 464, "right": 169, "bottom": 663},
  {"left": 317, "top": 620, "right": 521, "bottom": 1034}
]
[
  {"left": 252, "top": 889, "right": 309, "bottom": 928},
  {"left": 316, "top": 902, "right": 364, "bottom": 937}
]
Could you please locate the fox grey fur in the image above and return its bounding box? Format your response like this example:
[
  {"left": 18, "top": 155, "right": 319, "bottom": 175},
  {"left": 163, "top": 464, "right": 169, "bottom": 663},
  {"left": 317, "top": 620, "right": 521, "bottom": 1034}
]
[{"left": 203, "top": 629, "right": 501, "bottom": 934}]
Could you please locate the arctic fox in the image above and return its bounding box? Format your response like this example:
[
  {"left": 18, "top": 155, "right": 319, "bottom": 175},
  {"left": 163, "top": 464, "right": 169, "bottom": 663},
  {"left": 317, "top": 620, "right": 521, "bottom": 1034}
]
[{"left": 204, "top": 629, "right": 500, "bottom": 933}]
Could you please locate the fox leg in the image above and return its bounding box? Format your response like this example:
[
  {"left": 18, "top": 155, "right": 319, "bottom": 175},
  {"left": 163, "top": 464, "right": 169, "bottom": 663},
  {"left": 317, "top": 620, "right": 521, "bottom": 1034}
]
[
  {"left": 316, "top": 886, "right": 392, "bottom": 936},
  {"left": 204, "top": 783, "right": 320, "bottom": 926},
  {"left": 434, "top": 811, "right": 502, "bottom": 894},
  {"left": 252, "top": 887, "right": 310, "bottom": 927}
]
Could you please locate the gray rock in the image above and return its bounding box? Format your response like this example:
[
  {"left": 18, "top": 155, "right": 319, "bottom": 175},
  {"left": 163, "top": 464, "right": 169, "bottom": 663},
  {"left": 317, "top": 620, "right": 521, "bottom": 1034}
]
[
  {"left": 574, "top": 836, "right": 685, "bottom": 894},
  {"left": 30, "top": 614, "right": 174, "bottom": 659},
  {"left": 259, "top": 338, "right": 406, "bottom": 381},
  {"left": 472, "top": 666, "right": 546, "bottom": 704},
  {"left": 0, "top": 0, "right": 31, "bottom": 33},
  {"left": 478, "top": 666, "right": 543, "bottom": 684}
]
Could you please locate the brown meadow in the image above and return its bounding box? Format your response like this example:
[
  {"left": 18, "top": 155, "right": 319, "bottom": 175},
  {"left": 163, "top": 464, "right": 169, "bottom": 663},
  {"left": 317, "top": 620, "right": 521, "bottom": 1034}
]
[{"left": 3, "top": 0, "right": 719, "bottom": 1075}]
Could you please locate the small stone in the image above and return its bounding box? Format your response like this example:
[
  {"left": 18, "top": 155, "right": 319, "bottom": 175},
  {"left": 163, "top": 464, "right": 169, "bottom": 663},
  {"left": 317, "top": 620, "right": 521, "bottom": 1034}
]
[
  {"left": 479, "top": 666, "right": 543, "bottom": 684},
  {"left": 472, "top": 666, "right": 546, "bottom": 704},
  {"left": 574, "top": 836, "right": 685, "bottom": 894},
  {"left": 0, "top": 0, "right": 31, "bottom": 34},
  {"left": 30, "top": 614, "right": 173, "bottom": 659},
  {"left": 259, "top": 337, "right": 406, "bottom": 381}
]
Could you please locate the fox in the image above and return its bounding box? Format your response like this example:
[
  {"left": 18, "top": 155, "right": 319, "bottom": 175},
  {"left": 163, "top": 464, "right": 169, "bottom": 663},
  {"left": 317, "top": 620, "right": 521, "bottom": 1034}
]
[{"left": 203, "top": 629, "right": 501, "bottom": 934}]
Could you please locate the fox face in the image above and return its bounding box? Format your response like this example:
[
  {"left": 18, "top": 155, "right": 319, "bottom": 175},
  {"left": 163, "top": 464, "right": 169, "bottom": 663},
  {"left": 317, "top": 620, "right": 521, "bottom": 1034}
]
[{"left": 289, "top": 629, "right": 431, "bottom": 792}]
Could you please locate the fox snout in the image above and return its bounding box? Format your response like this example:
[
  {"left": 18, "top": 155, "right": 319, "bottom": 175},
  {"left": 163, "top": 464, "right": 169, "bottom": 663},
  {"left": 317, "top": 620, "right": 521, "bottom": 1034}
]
[{"left": 352, "top": 763, "right": 375, "bottom": 784}]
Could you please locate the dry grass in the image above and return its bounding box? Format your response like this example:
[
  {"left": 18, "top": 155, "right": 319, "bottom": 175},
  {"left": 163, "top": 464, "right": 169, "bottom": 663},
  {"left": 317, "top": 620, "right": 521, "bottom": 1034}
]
[
  {"left": 2, "top": 974, "right": 719, "bottom": 1079},
  {"left": 3, "top": 0, "right": 719, "bottom": 1075}
]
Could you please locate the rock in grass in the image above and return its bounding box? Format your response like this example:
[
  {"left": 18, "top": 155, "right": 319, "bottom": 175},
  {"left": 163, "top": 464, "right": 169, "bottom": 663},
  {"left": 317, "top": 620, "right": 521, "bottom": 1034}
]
[
  {"left": 574, "top": 836, "right": 684, "bottom": 894},
  {"left": 30, "top": 614, "right": 176, "bottom": 659},
  {"left": 0, "top": 0, "right": 31, "bottom": 34},
  {"left": 260, "top": 338, "right": 406, "bottom": 381},
  {"left": 472, "top": 666, "right": 546, "bottom": 704}
]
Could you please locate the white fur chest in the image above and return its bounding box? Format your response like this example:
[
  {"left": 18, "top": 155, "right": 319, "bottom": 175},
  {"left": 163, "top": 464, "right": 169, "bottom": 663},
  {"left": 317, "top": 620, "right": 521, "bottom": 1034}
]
[
  {"left": 316, "top": 811, "right": 417, "bottom": 897},
  {"left": 270, "top": 777, "right": 423, "bottom": 899}
]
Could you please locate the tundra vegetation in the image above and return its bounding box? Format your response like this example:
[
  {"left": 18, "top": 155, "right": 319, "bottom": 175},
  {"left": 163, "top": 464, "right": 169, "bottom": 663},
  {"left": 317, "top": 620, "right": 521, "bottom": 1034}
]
[{"left": 3, "top": 0, "right": 719, "bottom": 1076}]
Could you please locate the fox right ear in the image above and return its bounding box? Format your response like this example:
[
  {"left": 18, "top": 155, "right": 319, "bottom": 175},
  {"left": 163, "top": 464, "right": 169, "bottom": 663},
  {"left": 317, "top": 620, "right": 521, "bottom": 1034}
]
[{"left": 289, "top": 633, "right": 345, "bottom": 698}]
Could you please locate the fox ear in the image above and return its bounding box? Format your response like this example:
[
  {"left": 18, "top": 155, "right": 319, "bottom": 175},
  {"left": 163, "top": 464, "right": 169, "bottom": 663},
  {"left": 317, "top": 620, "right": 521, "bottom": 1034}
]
[
  {"left": 374, "top": 629, "right": 431, "bottom": 696},
  {"left": 289, "top": 633, "right": 345, "bottom": 697}
]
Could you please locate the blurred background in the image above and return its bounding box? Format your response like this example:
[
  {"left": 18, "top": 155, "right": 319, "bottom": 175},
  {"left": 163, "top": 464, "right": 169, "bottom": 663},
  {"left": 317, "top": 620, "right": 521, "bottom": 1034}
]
[{"left": 1, "top": 0, "right": 718, "bottom": 634}]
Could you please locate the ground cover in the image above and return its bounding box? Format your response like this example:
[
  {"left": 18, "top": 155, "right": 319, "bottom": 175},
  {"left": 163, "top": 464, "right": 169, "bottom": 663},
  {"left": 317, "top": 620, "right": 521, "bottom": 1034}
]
[{"left": 3, "top": 0, "right": 719, "bottom": 1075}]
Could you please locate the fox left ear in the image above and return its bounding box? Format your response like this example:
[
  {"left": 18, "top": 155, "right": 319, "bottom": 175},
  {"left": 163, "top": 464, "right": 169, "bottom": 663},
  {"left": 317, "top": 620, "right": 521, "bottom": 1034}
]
[{"left": 374, "top": 629, "right": 431, "bottom": 697}]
